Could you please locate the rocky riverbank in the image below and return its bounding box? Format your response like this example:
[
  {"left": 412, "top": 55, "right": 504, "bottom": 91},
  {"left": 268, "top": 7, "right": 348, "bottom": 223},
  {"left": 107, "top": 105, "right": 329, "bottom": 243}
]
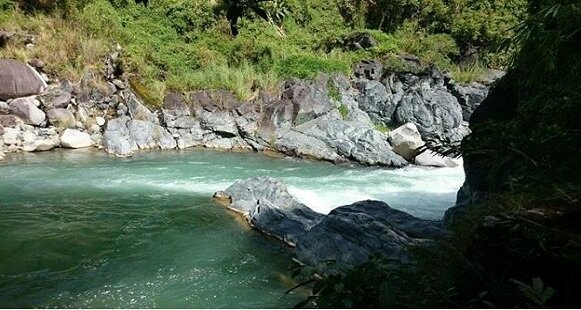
[{"left": 1, "top": 50, "right": 498, "bottom": 167}]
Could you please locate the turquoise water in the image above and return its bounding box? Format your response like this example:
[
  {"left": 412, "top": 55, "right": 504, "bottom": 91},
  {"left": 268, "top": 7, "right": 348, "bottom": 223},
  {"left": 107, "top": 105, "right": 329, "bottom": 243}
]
[{"left": 0, "top": 149, "right": 464, "bottom": 308}]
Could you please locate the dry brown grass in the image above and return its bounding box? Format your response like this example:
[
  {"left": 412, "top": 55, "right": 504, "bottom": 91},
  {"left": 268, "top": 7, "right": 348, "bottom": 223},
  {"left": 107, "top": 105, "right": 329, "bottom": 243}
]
[{"left": 0, "top": 10, "right": 108, "bottom": 83}]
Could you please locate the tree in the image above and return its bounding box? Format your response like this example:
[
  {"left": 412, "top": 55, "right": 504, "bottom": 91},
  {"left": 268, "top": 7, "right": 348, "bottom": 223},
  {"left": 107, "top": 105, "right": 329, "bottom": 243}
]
[{"left": 225, "top": 0, "right": 289, "bottom": 36}]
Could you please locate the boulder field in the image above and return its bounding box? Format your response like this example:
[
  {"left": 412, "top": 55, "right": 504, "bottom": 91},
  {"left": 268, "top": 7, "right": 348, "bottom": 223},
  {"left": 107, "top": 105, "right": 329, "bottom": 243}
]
[{"left": 1, "top": 54, "right": 493, "bottom": 166}]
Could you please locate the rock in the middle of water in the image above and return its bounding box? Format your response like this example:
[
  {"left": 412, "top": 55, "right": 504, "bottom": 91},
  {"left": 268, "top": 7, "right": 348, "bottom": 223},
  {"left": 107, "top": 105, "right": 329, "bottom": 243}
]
[{"left": 214, "top": 176, "right": 447, "bottom": 270}]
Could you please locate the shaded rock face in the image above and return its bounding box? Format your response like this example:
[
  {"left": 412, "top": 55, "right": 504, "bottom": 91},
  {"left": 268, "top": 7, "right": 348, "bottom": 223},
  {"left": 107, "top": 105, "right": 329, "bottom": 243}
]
[
  {"left": 0, "top": 59, "right": 46, "bottom": 100},
  {"left": 354, "top": 60, "right": 383, "bottom": 81},
  {"left": 215, "top": 177, "right": 447, "bottom": 270},
  {"left": 39, "top": 83, "right": 72, "bottom": 109},
  {"left": 355, "top": 79, "right": 397, "bottom": 124},
  {"left": 281, "top": 77, "right": 334, "bottom": 126},
  {"left": 450, "top": 82, "right": 489, "bottom": 121},
  {"left": 296, "top": 200, "right": 446, "bottom": 268},
  {"left": 443, "top": 77, "right": 518, "bottom": 226},
  {"left": 344, "top": 32, "right": 377, "bottom": 51},
  {"left": 394, "top": 88, "right": 463, "bottom": 141}
]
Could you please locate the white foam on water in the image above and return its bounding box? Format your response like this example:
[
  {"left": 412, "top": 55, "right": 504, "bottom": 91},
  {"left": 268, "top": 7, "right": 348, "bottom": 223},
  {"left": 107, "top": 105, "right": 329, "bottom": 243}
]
[
  {"left": 285, "top": 164, "right": 465, "bottom": 217},
  {"left": 288, "top": 186, "right": 377, "bottom": 214}
]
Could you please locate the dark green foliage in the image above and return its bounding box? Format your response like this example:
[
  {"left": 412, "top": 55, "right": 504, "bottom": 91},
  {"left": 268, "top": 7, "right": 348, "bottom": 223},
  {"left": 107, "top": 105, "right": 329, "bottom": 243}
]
[
  {"left": 465, "top": 0, "right": 581, "bottom": 192},
  {"left": 295, "top": 0, "right": 581, "bottom": 308}
]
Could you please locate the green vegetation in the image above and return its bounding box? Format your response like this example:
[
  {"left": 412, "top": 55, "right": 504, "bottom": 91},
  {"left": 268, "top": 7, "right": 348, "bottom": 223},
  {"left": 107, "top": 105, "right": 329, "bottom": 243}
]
[
  {"left": 292, "top": 0, "right": 581, "bottom": 307},
  {"left": 374, "top": 123, "right": 391, "bottom": 133},
  {"left": 337, "top": 104, "right": 348, "bottom": 120},
  {"left": 0, "top": 0, "right": 526, "bottom": 106}
]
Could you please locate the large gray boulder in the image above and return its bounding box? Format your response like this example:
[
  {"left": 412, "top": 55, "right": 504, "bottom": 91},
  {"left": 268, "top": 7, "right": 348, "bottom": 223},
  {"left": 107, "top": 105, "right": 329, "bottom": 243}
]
[
  {"left": 296, "top": 200, "right": 446, "bottom": 268},
  {"left": 257, "top": 77, "right": 334, "bottom": 144},
  {"left": 0, "top": 114, "right": 22, "bottom": 128},
  {"left": 414, "top": 150, "right": 460, "bottom": 168},
  {"left": 168, "top": 126, "right": 205, "bottom": 149},
  {"left": 127, "top": 120, "right": 177, "bottom": 150},
  {"left": 162, "top": 92, "right": 191, "bottom": 117},
  {"left": 355, "top": 79, "right": 398, "bottom": 124},
  {"left": 124, "top": 91, "right": 158, "bottom": 124},
  {"left": 60, "top": 129, "right": 93, "bottom": 149},
  {"left": 275, "top": 130, "right": 342, "bottom": 163},
  {"left": 290, "top": 114, "right": 408, "bottom": 167},
  {"left": 103, "top": 116, "right": 177, "bottom": 156},
  {"left": 199, "top": 111, "right": 238, "bottom": 137},
  {"left": 215, "top": 176, "right": 324, "bottom": 246},
  {"left": 281, "top": 77, "right": 334, "bottom": 125},
  {"left": 0, "top": 59, "right": 46, "bottom": 100},
  {"left": 257, "top": 99, "right": 295, "bottom": 144},
  {"left": 394, "top": 86, "right": 463, "bottom": 140},
  {"left": 102, "top": 117, "right": 138, "bottom": 157},
  {"left": 388, "top": 122, "right": 425, "bottom": 161},
  {"left": 215, "top": 177, "right": 447, "bottom": 270},
  {"left": 8, "top": 96, "right": 46, "bottom": 126}
]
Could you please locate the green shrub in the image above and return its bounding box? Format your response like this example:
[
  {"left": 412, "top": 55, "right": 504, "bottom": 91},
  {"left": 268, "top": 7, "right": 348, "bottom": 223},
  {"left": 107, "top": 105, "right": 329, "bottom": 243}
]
[
  {"left": 338, "top": 104, "right": 348, "bottom": 119},
  {"left": 374, "top": 123, "right": 392, "bottom": 133},
  {"left": 275, "top": 54, "right": 350, "bottom": 79}
]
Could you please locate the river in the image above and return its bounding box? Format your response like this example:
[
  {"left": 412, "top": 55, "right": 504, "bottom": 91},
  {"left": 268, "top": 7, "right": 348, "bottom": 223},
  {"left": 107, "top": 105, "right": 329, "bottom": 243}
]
[{"left": 0, "top": 149, "right": 464, "bottom": 308}]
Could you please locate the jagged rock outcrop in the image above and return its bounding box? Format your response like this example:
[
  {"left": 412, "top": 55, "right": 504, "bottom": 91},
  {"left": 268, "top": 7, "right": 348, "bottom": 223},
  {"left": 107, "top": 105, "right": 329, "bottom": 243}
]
[
  {"left": 214, "top": 176, "right": 447, "bottom": 269},
  {"left": 286, "top": 113, "right": 408, "bottom": 167},
  {"left": 296, "top": 200, "right": 446, "bottom": 268},
  {"left": 103, "top": 116, "right": 176, "bottom": 156},
  {"left": 449, "top": 82, "right": 489, "bottom": 121}
]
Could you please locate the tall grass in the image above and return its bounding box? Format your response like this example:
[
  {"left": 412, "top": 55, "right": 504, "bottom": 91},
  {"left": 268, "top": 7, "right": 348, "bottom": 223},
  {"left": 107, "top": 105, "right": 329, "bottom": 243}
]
[{"left": 0, "top": 0, "right": 496, "bottom": 108}]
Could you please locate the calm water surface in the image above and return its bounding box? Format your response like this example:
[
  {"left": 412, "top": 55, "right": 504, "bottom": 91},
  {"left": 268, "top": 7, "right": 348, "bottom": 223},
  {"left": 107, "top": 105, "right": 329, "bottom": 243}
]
[{"left": 0, "top": 149, "right": 464, "bottom": 308}]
